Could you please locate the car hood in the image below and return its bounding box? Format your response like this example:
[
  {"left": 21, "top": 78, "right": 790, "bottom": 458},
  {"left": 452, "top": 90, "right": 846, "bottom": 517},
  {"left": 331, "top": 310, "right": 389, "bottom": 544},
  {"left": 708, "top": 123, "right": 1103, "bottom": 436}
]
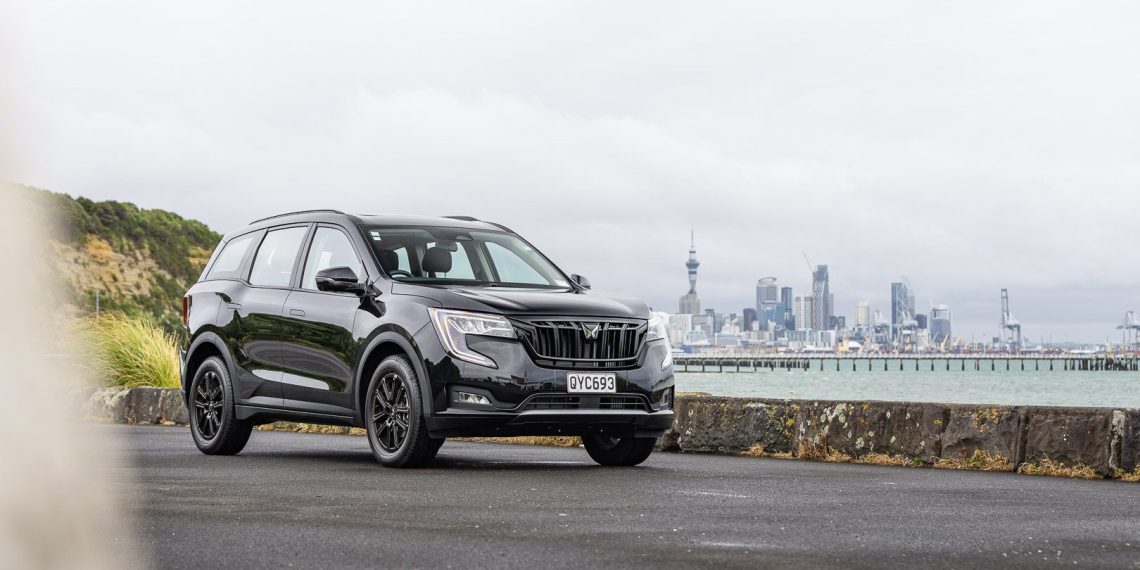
[{"left": 391, "top": 283, "right": 650, "bottom": 319}]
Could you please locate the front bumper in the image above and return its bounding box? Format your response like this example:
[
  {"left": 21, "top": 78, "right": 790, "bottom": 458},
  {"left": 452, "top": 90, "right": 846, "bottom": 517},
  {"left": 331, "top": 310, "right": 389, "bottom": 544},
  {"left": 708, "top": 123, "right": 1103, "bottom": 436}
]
[{"left": 413, "top": 324, "right": 675, "bottom": 438}]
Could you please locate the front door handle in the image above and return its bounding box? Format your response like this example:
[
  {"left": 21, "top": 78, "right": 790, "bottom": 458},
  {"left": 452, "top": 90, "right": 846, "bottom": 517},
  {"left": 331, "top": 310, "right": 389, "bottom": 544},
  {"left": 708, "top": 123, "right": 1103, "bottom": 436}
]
[
  {"left": 226, "top": 303, "right": 242, "bottom": 310},
  {"left": 289, "top": 308, "right": 306, "bottom": 317}
]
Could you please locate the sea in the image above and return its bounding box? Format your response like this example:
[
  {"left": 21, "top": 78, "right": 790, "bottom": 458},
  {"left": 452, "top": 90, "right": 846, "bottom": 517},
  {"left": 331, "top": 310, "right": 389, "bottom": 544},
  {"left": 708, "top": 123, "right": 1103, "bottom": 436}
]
[{"left": 675, "top": 369, "right": 1140, "bottom": 408}]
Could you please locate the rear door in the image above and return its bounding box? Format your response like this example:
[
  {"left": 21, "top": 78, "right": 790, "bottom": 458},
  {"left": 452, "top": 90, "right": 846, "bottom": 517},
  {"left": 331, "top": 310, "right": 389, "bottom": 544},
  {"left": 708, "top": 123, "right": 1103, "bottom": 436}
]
[
  {"left": 218, "top": 224, "right": 310, "bottom": 408},
  {"left": 280, "top": 224, "right": 368, "bottom": 416}
]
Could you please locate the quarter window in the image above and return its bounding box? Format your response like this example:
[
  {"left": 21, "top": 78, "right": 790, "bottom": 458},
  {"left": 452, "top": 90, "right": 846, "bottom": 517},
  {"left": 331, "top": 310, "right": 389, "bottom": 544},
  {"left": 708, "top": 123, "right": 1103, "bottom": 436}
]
[
  {"left": 249, "top": 227, "right": 308, "bottom": 287},
  {"left": 205, "top": 234, "right": 255, "bottom": 280}
]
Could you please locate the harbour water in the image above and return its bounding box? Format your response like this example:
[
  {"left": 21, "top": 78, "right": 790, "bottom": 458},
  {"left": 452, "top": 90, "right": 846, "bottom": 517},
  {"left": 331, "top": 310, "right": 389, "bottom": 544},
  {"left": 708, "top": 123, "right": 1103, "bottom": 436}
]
[{"left": 675, "top": 369, "right": 1140, "bottom": 408}]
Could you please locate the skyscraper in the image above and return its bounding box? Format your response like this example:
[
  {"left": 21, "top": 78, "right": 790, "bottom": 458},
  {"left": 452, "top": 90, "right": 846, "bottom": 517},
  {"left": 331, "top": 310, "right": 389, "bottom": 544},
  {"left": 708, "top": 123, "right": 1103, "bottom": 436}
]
[
  {"left": 811, "top": 265, "right": 831, "bottom": 331},
  {"left": 931, "top": 304, "right": 952, "bottom": 345},
  {"left": 755, "top": 277, "right": 779, "bottom": 330},
  {"left": 890, "top": 281, "right": 912, "bottom": 327},
  {"left": 780, "top": 286, "right": 794, "bottom": 330},
  {"left": 678, "top": 231, "right": 701, "bottom": 315},
  {"left": 854, "top": 301, "right": 872, "bottom": 326},
  {"left": 794, "top": 296, "right": 814, "bottom": 331}
]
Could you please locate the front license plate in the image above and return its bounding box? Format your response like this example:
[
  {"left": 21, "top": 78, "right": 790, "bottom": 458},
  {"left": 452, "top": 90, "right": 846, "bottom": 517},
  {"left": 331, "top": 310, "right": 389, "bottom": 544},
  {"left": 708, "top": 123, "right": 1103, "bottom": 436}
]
[{"left": 567, "top": 372, "right": 617, "bottom": 393}]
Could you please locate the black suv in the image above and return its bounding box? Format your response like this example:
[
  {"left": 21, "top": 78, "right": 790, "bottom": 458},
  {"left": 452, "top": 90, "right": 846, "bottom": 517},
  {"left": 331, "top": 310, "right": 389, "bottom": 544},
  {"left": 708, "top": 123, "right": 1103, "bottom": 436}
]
[{"left": 180, "top": 210, "right": 674, "bottom": 467}]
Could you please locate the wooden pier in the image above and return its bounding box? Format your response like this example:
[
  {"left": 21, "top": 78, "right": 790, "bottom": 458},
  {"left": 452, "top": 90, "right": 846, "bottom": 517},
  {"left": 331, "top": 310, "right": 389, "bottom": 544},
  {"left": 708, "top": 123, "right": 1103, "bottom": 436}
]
[{"left": 672, "top": 354, "right": 1140, "bottom": 373}]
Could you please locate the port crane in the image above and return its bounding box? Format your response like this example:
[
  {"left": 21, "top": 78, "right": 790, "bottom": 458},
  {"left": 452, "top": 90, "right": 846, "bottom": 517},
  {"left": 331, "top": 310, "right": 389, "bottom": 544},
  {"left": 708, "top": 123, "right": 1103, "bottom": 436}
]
[
  {"left": 1117, "top": 311, "right": 1140, "bottom": 354},
  {"left": 1000, "top": 289, "right": 1021, "bottom": 353}
]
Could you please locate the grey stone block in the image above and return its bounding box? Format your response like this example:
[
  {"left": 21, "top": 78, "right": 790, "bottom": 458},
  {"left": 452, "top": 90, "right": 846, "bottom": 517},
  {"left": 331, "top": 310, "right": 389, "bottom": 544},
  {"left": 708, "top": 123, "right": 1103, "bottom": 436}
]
[
  {"left": 128, "top": 387, "right": 165, "bottom": 424},
  {"left": 159, "top": 389, "right": 190, "bottom": 424},
  {"left": 1119, "top": 410, "right": 1140, "bottom": 472},
  {"left": 1023, "top": 407, "right": 1115, "bottom": 475},
  {"left": 940, "top": 405, "right": 1024, "bottom": 466},
  {"left": 793, "top": 400, "right": 947, "bottom": 461},
  {"left": 675, "top": 397, "right": 797, "bottom": 454},
  {"left": 87, "top": 388, "right": 131, "bottom": 422}
]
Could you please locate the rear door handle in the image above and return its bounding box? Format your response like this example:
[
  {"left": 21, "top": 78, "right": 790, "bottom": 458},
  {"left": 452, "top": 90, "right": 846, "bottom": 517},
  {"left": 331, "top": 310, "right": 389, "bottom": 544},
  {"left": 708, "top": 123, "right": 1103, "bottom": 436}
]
[
  {"left": 226, "top": 303, "right": 242, "bottom": 310},
  {"left": 289, "top": 308, "right": 306, "bottom": 317}
]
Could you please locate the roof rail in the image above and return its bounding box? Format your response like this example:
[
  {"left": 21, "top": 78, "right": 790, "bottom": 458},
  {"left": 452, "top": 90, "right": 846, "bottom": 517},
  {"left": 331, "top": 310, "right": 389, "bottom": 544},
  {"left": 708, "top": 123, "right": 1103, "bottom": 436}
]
[
  {"left": 444, "top": 215, "right": 479, "bottom": 222},
  {"left": 249, "top": 209, "right": 346, "bottom": 224}
]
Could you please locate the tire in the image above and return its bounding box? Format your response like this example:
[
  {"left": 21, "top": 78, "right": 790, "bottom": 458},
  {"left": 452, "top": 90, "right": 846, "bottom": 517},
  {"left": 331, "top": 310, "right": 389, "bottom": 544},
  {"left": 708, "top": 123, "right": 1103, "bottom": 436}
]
[
  {"left": 364, "top": 355, "right": 439, "bottom": 468},
  {"left": 189, "top": 356, "right": 253, "bottom": 455},
  {"left": 582, "top": 432, "right": 657, "bottom": 466}
]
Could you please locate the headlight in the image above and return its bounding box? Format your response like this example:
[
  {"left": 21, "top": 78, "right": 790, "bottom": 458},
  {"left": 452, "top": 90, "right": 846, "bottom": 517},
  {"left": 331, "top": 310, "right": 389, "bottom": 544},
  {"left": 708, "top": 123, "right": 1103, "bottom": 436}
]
[
  {"left": 428, "top": 308, "right": 516, "bottom": 368},
  {"left": 647, "top": 314, "right": 673, "bottom": 369}
]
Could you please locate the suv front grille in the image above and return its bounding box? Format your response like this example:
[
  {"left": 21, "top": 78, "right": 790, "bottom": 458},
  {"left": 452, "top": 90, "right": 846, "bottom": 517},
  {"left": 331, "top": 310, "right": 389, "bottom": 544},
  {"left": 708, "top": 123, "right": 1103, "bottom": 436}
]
[
  {"left": 511, "top": 319, "right": 647, "bottom": 369},
  {"left": 519, "top": 394, "right": 650, "bottom": 412}
]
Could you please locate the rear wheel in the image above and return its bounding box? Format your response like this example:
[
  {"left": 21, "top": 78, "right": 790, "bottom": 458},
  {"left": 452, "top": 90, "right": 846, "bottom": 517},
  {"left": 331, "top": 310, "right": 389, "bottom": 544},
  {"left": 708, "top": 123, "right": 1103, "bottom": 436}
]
[
  {"left": 189, "top": 356, "right": 253, "bottom": 455},
  {"left": 365, "top": 355, "right": 441, "bottom": 467},
  {"left": 582, "top": 432, "right": 656, "bottom": 466}
]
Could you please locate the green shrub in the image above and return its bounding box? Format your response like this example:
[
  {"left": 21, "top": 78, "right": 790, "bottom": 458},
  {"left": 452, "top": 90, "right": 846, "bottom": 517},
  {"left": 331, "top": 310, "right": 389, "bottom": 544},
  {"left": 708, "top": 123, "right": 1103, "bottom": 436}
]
[{"left": 82, "top": 313, "right": 180, "bottom": 388}]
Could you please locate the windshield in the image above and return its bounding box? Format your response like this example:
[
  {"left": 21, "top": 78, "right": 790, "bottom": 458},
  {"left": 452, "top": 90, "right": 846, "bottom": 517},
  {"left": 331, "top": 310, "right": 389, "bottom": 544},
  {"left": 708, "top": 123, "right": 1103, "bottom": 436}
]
[{"left": 364, "top": 226, "right": 571, "bottom": 289}]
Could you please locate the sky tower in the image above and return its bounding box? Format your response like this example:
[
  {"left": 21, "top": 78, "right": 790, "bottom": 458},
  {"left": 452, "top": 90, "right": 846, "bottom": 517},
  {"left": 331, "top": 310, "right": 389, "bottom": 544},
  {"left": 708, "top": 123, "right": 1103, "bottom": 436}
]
[{"left": 679, "top": 230, "right": 701, "bottom": 315}]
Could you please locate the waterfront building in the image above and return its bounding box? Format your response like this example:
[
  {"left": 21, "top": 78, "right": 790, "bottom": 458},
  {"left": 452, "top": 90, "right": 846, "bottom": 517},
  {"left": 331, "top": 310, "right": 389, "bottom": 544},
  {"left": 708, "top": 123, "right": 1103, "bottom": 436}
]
[
  {"left": 916, "top": 314, "right": 928, "bottom": 330},
  {"left": 794, "top": 295, "right": 814, "bottom": 331},
  {"left": 666, "top": 313, "right": 693, "bottom": 346},
  {"left": 931, "top": 304, "right": 952, "bottom": 345},
  {"left": 855, "top": 301, "right": 872, "bottom": 326},
  {"left": 811, "top": 265, "right": 831, "bottom": 331}
]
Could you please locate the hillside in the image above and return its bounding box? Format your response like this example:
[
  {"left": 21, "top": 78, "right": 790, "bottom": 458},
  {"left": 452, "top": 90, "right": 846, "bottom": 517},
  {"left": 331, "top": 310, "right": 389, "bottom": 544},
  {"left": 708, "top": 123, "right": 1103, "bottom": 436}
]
[{"left": 18, "top": 186, "right": 220, "bottom": 330}]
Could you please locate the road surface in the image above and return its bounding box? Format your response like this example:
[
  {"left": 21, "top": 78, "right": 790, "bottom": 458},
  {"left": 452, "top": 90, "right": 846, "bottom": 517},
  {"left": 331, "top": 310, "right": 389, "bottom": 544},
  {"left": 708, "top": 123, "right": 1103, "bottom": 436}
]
[{"left": 96, "top": 425, "right": 1139, "bottom": 569}]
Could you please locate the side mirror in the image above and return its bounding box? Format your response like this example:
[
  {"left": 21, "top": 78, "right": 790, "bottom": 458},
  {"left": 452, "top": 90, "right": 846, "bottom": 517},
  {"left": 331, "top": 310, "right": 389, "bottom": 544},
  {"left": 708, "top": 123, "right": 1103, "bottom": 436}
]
[
  {"left": 315, "top": 266, "right": 366, "bottom": 295},
  {"left": 570, "top": 274, "right": 591, "bottom": 290}
]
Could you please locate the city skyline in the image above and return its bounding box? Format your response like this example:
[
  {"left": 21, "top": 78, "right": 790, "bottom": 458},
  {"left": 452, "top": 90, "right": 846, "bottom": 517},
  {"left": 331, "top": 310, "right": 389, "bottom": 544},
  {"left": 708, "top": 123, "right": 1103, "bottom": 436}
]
[{"left": 659, "top": 231, "right": 1135, "bottom": 346}]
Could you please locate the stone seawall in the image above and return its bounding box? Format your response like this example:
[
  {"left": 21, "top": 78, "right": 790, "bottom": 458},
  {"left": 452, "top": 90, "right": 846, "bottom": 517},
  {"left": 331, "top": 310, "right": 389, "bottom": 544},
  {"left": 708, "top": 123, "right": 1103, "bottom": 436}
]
[{"left": 77, "top": 387, "right": 1140, "bottom": 477}]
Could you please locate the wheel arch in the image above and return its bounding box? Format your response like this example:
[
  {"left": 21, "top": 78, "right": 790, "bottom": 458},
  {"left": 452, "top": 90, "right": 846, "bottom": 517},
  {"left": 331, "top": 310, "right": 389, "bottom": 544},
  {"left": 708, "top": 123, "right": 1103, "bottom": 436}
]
[
  {"left": 355, "top": 331, "right": 432, "bottom": 425},
  {"left": 184, "top": 332, "right": 238, "bottom": 403}
]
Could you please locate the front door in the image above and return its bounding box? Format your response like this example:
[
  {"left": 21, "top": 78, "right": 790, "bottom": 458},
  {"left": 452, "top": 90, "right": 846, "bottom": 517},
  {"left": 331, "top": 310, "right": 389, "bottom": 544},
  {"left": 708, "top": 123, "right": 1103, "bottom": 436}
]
[{"left": 280, "top": 226, "right": 367, "bottom": 417}]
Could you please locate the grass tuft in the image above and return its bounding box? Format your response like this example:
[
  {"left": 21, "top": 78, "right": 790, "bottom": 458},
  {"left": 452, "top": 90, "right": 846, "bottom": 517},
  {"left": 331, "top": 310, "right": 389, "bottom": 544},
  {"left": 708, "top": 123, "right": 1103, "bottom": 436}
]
[
  {"left": 857, "top": 452, "right": 922, "bottom": 467},
  {"left": 1113, "top": 468, "right": 1140, "bottom": 483},
  {"left": 456, "top": 436, "right": 581, "bottom": 447},
  {"left": 81, "top": 313, "right": 180, "bottom": 388},
  {"left": 1017, "top": 459, "right": 1100, "bottom": 480},
  {"left": 934, "top": 450, "right": 1014, "bottom": 472}
]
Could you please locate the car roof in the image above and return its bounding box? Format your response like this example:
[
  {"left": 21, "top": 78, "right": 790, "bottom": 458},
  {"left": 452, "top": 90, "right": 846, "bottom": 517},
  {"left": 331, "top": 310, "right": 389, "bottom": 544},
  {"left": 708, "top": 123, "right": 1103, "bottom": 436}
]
[{"left": 222, "top": 210, "right": 505, "bottom": 242}]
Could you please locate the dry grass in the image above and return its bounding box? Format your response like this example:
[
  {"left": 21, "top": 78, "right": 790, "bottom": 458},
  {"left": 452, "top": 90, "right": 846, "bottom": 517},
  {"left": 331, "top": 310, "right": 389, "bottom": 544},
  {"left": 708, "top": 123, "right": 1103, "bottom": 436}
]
[
  {"left": 1114, "top": 468, "right": 1140, "bottom": 483},
  {"left": 739, "top": 443, "right": 793, "bottom": 459},
  {"left": 457, "top": 436, "right": 581, "bottom": 447},
  {"left": 80, "top": 313, "right": 180, "bottom": 388},
  {"left": 857, "top": 453, "right": 922, "bottom": 468},
  {"left": 1017, "top": 459, "right": 1101, "bottom": 480},
  {"left": 256, "top": 422, "right": 364, "bottom": 436},
  {"left": 934, "top": 450, "right": 1014, "bottom": 472},
  {"left": 795, "top": 441, "right": 854, "bottom": 463}
]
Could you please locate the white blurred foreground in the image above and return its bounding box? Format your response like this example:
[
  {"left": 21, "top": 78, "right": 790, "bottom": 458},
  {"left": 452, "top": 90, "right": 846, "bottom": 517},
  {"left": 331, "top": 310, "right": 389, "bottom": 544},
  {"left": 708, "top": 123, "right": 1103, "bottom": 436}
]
[{"left": 0, "top": 188, "right": 142, "bottom": 567}]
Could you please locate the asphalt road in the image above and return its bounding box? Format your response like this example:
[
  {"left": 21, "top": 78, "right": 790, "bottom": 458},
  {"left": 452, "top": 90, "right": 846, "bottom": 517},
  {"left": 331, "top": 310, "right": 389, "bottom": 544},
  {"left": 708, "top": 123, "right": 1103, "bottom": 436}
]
[{"left": 97, "top": 425, "right": 1139, "bottom": 569}]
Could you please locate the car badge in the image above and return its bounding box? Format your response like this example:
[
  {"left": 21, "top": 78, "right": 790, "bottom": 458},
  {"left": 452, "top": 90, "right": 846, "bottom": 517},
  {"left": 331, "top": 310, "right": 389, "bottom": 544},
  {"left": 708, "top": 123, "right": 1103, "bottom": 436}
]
[{"left": 581, "top": 322, "right": 601, "bottom": 340}]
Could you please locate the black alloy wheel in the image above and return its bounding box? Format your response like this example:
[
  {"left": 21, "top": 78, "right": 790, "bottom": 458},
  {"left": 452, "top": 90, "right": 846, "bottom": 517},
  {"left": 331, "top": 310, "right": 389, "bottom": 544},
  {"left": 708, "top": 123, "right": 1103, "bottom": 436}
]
[
  {"left": 364, "top": 355, "right": 442, "bottom": 467},
  {"left": 189, "top": 356, "right": 253, "bottom": 455},
  {"left": 193, "top": 370, "right": 224, "bottom": 440},
  {"left": 371, "top": 372, "right": 411, "bottom": 453}
]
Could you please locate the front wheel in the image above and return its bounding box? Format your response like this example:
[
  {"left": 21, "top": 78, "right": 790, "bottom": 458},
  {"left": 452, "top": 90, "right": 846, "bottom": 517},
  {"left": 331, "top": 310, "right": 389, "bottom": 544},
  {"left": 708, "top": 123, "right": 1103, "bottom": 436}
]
[
  {"left": 582, "top": 432, "right": 657, "bottom": 466},
  {"left": 364, "top": 355, "right": 440, "bottom": 468}
]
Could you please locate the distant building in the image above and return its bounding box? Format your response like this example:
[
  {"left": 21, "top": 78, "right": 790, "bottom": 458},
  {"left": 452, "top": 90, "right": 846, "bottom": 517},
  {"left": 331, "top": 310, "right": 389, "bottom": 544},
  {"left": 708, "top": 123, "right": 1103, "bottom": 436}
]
[
  {"left": 931, "top": 304, "right": 952, "bottom": 345},
  {"left": 854, "top": 301, "right": 872, "bottom": 326},
  {"left": 742, "top": 308, "right": 757, "bottom": 332},
  {"left": 794, "top": 295, "right": 814, "bottom": 331},
  {"left": 780, "top": 286, "right": 795, "bottom": 330},
  {"left": 755, "top": 277, "right": 779, "bottom": 329},
  {"left": 812, "top": 265, "right": 831, "bottom": 331},
  {"left": 915, "top": 314, "right": 928, "bottom": 330},
  {"left": 678, "top": 231, "right": 701, "bottom": 315}
]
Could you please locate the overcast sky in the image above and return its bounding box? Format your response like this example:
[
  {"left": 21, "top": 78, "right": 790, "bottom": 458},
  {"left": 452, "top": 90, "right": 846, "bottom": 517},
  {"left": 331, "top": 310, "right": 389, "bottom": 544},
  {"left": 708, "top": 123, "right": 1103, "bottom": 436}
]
[{"left": 4, "top": 1, "right": 1139, "bottom": 343}]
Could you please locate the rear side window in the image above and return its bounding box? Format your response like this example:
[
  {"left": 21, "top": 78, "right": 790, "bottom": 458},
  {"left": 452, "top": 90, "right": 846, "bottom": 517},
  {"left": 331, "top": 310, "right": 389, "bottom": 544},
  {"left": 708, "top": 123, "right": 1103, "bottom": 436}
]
[
  {"left": 249, "top": 227, "right": 308, "bottom": 287},
  {"left": 205, "top": 234, "right": 255, "bottom": 281}
]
